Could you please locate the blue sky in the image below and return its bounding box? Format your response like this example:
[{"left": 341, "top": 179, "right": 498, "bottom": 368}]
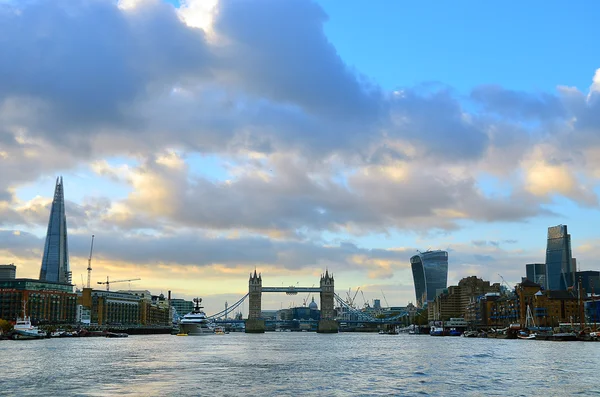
[
  {"left": 319, "top": 1, "right": 599, "bottom": 92},
  {"left": 1, "top": 0, "right": 600, "bottom": 314}
]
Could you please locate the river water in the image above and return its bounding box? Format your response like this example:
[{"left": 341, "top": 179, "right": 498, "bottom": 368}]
[{"left": 1, "top": 333, "right": 598, "bottom": 396}]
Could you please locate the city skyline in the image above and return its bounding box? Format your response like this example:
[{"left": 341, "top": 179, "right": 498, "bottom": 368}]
[{"left": 2, "top": 0, "right": 600, "bottom": 315}]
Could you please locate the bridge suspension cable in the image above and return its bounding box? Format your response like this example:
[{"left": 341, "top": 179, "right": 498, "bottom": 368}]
[
  {"left": 334, "top": 293, "right": 409, "bottom": 322},
  {"left": 205, "top": 293, "right": 249, "bottom": 320}
]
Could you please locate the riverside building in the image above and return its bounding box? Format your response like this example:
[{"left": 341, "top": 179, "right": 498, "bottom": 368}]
[
  {"left": 410, "top": 250, "right": 448, "bottom": 308},
  {"left": 78, "top": 288, "right": 170, "bottom": 326},
  {"left": 428, "top": 276, "right": 500, "bottom": 322},
  {"left": 0, "top": 278, "right": 77, "bottom": 324}
]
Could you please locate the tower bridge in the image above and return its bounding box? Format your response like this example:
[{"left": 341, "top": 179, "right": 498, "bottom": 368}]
[
  {"left": 246, "top": 269, "right": 337, "bottom": 333},
  {"left": 204, "top": 270, "right": 410, "bottom": 333}
]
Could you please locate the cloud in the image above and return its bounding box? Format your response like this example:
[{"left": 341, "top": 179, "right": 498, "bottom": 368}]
[
  {"left": 0, "top": 228, "right": 411, "bottom": 277},
  {"left": 471, "top": 85, "right": 565, "bottom": 120},
  {"left": 1, "top": 0, "right": 600, "bottom": 302},
  {"left": 88, "top": 151, "right": 548, "bottom": 238}
]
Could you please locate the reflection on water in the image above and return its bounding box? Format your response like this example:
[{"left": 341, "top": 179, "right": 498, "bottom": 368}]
[{"left": 1, "top": 333, "right": 599, "bottom": 396}]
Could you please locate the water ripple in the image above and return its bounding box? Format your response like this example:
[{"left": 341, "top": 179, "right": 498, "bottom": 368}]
[{"left": 1, "top": 333, "right": 599, "bottom": 396}]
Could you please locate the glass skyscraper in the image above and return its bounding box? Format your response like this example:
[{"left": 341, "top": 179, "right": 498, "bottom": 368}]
[
  {"left": 545, "top": 225, "right": 573, "bottom": 291},
  {"left": 525, "top": 263, "right": 547, "bottom": 289},
  {"left": 39, "top": 177, "right": 71, "bottom": 284},
  {"left": 410, "top": 250, "right": 449, "bottom": 307}
]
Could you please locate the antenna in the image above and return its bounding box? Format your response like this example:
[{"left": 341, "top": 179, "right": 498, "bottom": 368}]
[{"left": 86, "top": 235, "right": 95, "bottom": 289}]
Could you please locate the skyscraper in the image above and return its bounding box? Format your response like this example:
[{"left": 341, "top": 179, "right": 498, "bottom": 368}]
[
  {"left": 39, "top": 177, "right": 71, "bottom": 284},
  {"left": 545, "top": 225, "right": 573, "bottom": 291},
  {"left": 410, "top": 250, "right": 449, "bottom": 308},
  {"left": 525, "top": 263, "right": 547, "bottom": 289}
]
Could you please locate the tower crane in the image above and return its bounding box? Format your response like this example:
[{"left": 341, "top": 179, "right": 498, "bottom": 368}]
[
  {"left": 97, "top": 276, "right": 141, "bottom": 291},
  {"left": 86, "top": 235, "right": 95, "bottom": 289},
  {"left": 345, "top": 287, "right": 360, "bottom": 308},
  {"left": 381, "top": 289, "right": 390, "bottom": 308},
  {"left": 303, "top": 285, "right": 315, "bottom": 306},
  {"left": 360, "top": 290, "right": 369, "bottom": 308},
  {"left": 498, "top": 273, "right": 512, "bottom": 294}
]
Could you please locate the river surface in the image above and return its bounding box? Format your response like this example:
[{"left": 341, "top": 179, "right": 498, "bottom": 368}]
[{"left": 1, "top": 333, "right": 599, "bottom": 396}]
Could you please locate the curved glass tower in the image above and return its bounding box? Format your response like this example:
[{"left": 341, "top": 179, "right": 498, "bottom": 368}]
[
  {"left": 545, "top": 225, "right": 573, "bottom": 290},
  {"left": 410, "top": 250, "right": 448, "bottom": 307},
  {"left": 39, "top": 177, "right": 71, "bottom": 284}
]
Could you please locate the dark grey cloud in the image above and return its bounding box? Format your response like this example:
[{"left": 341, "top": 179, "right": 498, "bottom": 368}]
[
  {"left": 0, "top": 0, "right": 211, "bottom": 137},
  {"left": 0, "top": 228, "right": 408, "bottom": 275},
  {"left": 471, "top": 85, "right": 566, "bottom": 120},
  {"left": 389, "top": 87, "right": 489, "bottom": 161},
  {"left": 213, "top": 0, "right": 383, "bottom": 121}
]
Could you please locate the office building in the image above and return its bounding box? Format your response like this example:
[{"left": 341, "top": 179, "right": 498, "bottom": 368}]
[
  {"left": 0, "top": 264, "right": 16, "bottom": 280},
  {"left": 0, "top": 278, "right": 77, "bottom": 324},
  {"left": 545, "top": 225, "right": 573, "bottom": 290},
  {"left": 525, "top": 263, "right": 547, "bottom": 289},
  {"left": 171, "top": 298, "right": 194, "bottom": 316},
  {"left": 39, "top": 177, "right": 71, "bottom": 284},
  {"left": 428, "top": 276, "right": 500, "bottom": 322},
  {"left": 576, "top": 271, "right": 600, "bottom": 292},
  {"left": 410, "top": 250, "right": 449, "bottom": 307}
]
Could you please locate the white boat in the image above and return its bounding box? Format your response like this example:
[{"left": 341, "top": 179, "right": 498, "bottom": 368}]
[
  {"left": 12, "top": 302, "right": 46, "bottom": 340},
  {"left": 214, "top": 326, "right": 228, "bottom": 335},
  {"left": 179, "top": 298, "right": 212, "bottom": 336}
]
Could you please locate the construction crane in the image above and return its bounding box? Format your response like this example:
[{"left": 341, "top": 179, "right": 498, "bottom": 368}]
[
  {"left": 498, "top": 273, "right": 512, "bottom": 294},
  {"left": 381, "top": 289, "right": 390, "bottom": 308},
  {"left": 303, "top": 285, "right": 315, "bottom": 306},
  {"left": 360, "top": 290, "right": 369, "bottom": 308},
  {"left": 346, "top": 287, "right": 360, "bottom": 308},
  {"left": 86, "top": 235, "right": 95, "bottom": 289},
  {"left": 98, "top": 276, "right": 141, "bottom": 291}
]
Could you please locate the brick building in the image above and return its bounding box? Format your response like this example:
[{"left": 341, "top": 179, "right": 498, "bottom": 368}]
[{"left": 0, "top": 279, "right": 77, "bottom": 325}]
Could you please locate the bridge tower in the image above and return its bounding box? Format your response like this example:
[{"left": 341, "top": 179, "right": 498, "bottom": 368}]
[
  {"left": 318, "top": 270, "right": 338, "bottom": 333},
  {"left": 246, "top": 269, "right": 265, "bottom": 333}
]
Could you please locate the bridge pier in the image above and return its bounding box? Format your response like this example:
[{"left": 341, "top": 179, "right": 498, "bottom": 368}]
[
  {"left": 245, "top": 319, "right": 266, "bottom": 333},
  {"left": 317, "top": 319, "right": 338, "bottom": 333}
]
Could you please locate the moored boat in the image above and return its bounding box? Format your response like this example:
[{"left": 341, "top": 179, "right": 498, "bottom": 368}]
[
  {"left": 11, "top": 302, "right": 47, "bottom": 340},
  {"left": 430, "top": 326, "right": 444, "bottom": 336},
  {"left": 517, "top": 331, "right": 536, "bottom": 340},
  {"left": 552, "top": 332, "right": 578, "bottom": 341},
  {"left": 179, "top": 298, "right": 212, "bottom": 336}
]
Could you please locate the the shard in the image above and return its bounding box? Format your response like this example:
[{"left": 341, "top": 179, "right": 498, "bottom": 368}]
[{"left": 39, "top": 177, "right": 71, "bottom": 284}]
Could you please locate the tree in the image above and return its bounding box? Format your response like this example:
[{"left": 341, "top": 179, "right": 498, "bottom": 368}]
[{"left": 0, "top": 319, "right": 13, "bottom": 335}]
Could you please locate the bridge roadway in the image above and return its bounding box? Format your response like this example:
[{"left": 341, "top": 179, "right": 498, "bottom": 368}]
[{"left": 261, "top": 286, "right": 322, "bottom": 293}]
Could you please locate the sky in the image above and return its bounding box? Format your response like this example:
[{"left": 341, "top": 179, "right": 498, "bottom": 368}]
[{"left": 1, "top": 0, "right": 600, "bottom": 315}]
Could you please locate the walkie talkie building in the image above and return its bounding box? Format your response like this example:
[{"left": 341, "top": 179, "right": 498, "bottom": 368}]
[{"left": 410, "top": 250, "right": 448, "bottom": 308}]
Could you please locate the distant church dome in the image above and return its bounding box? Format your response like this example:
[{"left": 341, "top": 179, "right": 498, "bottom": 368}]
[{"left": 309, "top": 296, "right": 318, "bottom": 310}]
